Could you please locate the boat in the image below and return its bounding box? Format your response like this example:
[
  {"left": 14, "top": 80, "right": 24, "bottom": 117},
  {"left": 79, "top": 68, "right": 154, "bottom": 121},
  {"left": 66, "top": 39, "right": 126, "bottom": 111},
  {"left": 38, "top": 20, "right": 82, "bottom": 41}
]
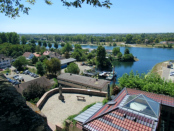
[{"left": 106, "top": 72, "right": 117, "bottom": 80}]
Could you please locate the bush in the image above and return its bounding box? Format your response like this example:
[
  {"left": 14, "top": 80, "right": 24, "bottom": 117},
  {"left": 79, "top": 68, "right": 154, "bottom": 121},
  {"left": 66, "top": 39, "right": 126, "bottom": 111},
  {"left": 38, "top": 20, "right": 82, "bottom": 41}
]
[{"left": 102, "top": 98, "right": 108, "bottom": 105}]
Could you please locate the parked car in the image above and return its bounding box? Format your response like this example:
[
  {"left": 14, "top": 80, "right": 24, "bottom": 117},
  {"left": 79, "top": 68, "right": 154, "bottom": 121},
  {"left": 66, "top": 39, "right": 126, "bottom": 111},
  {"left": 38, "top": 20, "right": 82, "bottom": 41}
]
[
  {"left": 0, "top": 68, "right": 3, "bottom": 71},
  {"left": 13, "top": 75, "right": 19, "bottom": 79},
  {"left": 16, "top": 71, "right": 19, "bottom": 74},
  {"left": 14, "top": 81, "right": 21, "bottom": 85},
  {"left": 20, "top": 71, "right": 23, "bottom": 74},
  {"left": 170, "top": 72, "right": 174, "bottom": 76}
]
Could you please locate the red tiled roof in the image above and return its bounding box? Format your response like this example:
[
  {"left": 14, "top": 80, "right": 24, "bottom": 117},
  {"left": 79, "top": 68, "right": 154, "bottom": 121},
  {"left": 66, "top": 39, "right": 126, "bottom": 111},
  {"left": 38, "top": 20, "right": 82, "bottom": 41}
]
[
  {"left": 84, "top": 108, "right": 156, "bottom": 131},
  {"left": 33, "top": 53, "right": 41, "bottom": 57},
  {"left": 23, "top": 52, "right": 32, "bottom": 58},
  {"left": 127, "top": 88, "right": 174, "bottom": 107}
]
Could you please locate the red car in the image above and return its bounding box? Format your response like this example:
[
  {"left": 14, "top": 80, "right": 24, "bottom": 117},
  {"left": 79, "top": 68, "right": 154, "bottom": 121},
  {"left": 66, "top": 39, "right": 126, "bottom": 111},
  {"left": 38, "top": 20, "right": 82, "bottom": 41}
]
[{"left": 0, "top": 69, "right": 3, "bottom": 71}]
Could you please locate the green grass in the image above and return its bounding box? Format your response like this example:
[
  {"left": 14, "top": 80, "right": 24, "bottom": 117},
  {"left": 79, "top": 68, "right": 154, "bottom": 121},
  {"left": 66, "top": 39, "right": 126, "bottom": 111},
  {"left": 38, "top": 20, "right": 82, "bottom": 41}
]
[
  {"left": 28, "top": 67, "right": 37, "bottom": 74},
  {"left": 62, "top": 102, "right": 96, "bottom": 129}
]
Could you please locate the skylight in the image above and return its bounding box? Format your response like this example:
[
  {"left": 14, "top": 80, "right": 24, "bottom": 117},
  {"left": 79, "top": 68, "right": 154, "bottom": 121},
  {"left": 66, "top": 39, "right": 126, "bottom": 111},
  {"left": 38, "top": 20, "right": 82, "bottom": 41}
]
[{"left": 122, "top": 94, "right": 160, "bottom": 118}]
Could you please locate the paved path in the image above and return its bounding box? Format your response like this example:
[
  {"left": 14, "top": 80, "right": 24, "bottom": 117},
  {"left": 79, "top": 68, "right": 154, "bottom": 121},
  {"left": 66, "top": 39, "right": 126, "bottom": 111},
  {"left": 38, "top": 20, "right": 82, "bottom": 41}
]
[{"left": 162, "top": 67, "right": 170, "bottom": 81}]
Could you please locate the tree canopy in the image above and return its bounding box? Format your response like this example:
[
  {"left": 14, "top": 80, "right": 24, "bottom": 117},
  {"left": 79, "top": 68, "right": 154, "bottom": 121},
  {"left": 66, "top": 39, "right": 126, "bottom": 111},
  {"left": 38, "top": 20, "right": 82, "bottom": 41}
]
[
  {"left": 65, "top": 62, "right": 80, "bottom": 74},
  {"left": 1, "top": 0, "right": 112, "bottom": 18},
  {"left": 13, "top": 56, "right": 28, "bottom": 70}
]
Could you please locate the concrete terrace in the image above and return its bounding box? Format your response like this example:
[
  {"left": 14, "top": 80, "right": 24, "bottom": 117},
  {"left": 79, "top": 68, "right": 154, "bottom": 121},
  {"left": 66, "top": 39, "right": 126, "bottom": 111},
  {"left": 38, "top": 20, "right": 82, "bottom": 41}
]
[{"left": 41, "top": 93, "right": 104, "bottom": 126}]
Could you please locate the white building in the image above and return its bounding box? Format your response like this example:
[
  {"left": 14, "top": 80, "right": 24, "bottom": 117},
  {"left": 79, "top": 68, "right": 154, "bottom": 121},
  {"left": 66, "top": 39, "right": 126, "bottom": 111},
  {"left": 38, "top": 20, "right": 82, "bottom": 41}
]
[
  {"left": 22, "top": 52, "right": 34, "bottom": 60},
  {"left": 0, "top": 54, "right": 12, "bottom": 69}
]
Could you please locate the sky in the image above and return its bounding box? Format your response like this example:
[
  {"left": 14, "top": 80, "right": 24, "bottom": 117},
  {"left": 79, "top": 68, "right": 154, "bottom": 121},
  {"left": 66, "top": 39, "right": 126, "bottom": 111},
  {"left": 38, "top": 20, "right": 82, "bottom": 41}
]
[{"left": 0, "top": 0, "right": 174, "bottom": 34}]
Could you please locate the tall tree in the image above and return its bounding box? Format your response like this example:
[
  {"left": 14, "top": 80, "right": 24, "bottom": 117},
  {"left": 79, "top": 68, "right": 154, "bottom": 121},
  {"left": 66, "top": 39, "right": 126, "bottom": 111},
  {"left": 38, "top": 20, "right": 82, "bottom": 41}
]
[
  {"left": 13, "top": 56, "right": 28, "bottom": 70},
  {"left": 43, "top": 41, "right": 47, "bottom": 47},
  {"left": 112, "top": 47, "right": 120, "bottom": 56},
  {"left": 124, "top": 48, "right": 130, "bottom": 55},
  {"left": 48, "top": 42, "right": 52, "bottom": 49},
  {"left": 32, "top": 56, "right": 38, "bottom": 64},
  {"left": 125, "top": 34, "right": 133, "bottom": 44},
  {"left": 54, "top": 42, "right": 58, "bottom": 49},
  {"left": 96, "top": 46, "right": 106, "bottom": 69},
  {"left": 21, "top": 36, "right": 27, "bottom": 44},
  {"left": 62, "top": 43, "right": 73, "bottom": 53},
  {"left": 36, "top": 61, "right": 45, "bottom": 76},
  {"left": 38, "top": 40, "right": 42, "bottom": 46}
]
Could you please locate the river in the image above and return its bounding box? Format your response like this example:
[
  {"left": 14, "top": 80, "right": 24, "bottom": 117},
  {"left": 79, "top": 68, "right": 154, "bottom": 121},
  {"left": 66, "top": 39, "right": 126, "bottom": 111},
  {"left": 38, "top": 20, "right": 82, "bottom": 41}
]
[{"left": 36, "top": 43, "right": 174, "bottom": 79}]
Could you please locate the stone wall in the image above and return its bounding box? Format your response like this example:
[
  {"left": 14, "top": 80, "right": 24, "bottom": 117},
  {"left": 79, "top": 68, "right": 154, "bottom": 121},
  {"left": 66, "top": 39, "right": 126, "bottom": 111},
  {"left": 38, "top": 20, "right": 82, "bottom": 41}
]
[{"left": 37, "top": 88, "right": 107, "bottom": 109}]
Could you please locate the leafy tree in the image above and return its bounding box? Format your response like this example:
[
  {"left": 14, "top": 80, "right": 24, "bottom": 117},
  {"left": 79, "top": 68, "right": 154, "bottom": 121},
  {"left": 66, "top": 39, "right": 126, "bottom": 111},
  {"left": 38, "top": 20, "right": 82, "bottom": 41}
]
[
  {"left": 72, "top": 44, "right": 86, "bottom": 61},
  {"left": 117, "top": 52, "right": 122, "bottom": 59},
  {"left": 113, "top": 43, "right": 117, "bottom": 46},
  {"left": 36, "top": 61, "right": 46, "bottom": 76},
  {"left": 48, "top": 42, "right": 52, "bottom": 49},
  {"left": 62, "top": 42, "right": 73, "bottom": 53},
  {"left": 112, "top": 47, "right": 120, "bottom": 56},
  {"left": 32, "top": 56, "right": 38, "bottom": 64},
  {"left": 1, "top": 0, "right": 112, "bottom": 18},
  {"left": 54, "top": 42, "right": 58, "bottom": 49},
  {"left": 64, "top": 52, "right": 70, "bottom": 59},
  {"left": 96, "top": 45, "right": 111, "bottom": 69},
  {"left": 155, "top": 38, "right": 159, "bottom": 43},
  {"left": 23, "top": 81, "right": 47, "bottom": 101},
  {"left": 65, "top": 62, "right": 80, "bottom": 74},
  {"left": 30, "top": 39, "right": 35, "bottom": 44},
  {"left": 38, "top": 40, "right": 42, "bottom": 46},
  {"left": 61, "top": 43, "right": 65, "bottom": 47},
  {"left": 43, "top": 41, "right": 47, "bottom": 47},
  {"left": 21, "top": 36, "right": 27, "bottom": 44},
  {"left": 126, "top": 34, "right": 133, "bottom": 44},
  {"left": 39, "top": 55, "right": 47, "bottom": 62},
  {"left": 13, "top": 56, "right": 28, "bottom": 70},
  {"left": 87, "top": 53, "right": 93, "bottom": 60},
  {"left": 124, "top": 48, "right": 130, "bottom": 55},
  {"left": 123, "top": 54, "right": 134, "bottom": 61},
  {"left": 44, "top": 58, "right": 61, "bottom": 74}
]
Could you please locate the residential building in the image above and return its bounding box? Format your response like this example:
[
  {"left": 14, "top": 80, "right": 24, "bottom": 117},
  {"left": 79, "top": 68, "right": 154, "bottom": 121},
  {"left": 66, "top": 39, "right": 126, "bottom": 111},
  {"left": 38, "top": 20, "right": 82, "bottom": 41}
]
[
  {"left": 14, "top": 76, "right": 52, "bottom": 95},
  {"left": 74, "top": 88, "right": 174, "bottom": 131},
  {"left": 22, "top": 52, "right": 34, "bottom": 60},
  {"left": 49, "top": 52, "right": 64, "bottom": 60},
  {"left": 57, "top": 73, "right": 110, "bottom": 91},
  {"left": 33, "top": 53, "right": 41, "bottom": 57},
  {"left": 0, "top": 54, "right": 13, "bottom": 69},
  {"left": 43, "top": 51, "right": 51, "bottom": 56}
]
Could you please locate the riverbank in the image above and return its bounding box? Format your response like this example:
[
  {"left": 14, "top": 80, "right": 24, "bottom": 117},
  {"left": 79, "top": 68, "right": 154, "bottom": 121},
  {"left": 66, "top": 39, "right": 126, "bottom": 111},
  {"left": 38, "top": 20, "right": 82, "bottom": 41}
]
[
  {"left": 70, "top": 42, "right": 173, "bottom": 49},
  {"left": 151, "top": 61, "right": 168, "bottom": 77}
]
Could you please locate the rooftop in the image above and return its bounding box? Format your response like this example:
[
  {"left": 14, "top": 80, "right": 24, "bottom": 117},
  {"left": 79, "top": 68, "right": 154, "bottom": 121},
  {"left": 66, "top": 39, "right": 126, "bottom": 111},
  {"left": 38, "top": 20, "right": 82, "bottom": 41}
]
[
  {"left": 82, "top": 87, "right": 174, "bottom": 131},
  {"left": 60, "top": 58, "right": 76, "bottom": 65},
  {"left": 15, "top": 76, "right": 51, "bottom": 94},
  {"left": 23, "top": 52, "right": 33, "bottom": 58},
  {"left": 57, "top": 73, "right": 110, "bottom": 90}
]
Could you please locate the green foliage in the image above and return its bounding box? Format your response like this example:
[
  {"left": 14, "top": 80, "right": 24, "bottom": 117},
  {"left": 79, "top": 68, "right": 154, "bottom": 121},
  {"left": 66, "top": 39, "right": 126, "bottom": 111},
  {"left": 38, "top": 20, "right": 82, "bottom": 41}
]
[
  {"left": 13, "top": 56, "right": 28, "bottom": 70},
  {"left": 21, "top": 36, "right": 27, "bottom": 44},
  {"left": 118, "top": 71, "right": 174, "bottom": 97},
  {"left": 64, "top": 52, "right": 70, "bottom": 59},
  {"left": 23, "top": 81, "right": 47, "bottom": 101},
  {"left": 65, "top": 63, "right": 80, "bottom": 74},
  {"left": 113, "top": 43, "right": 117, "bottom": 46},
  {"left": 39, "top": 55, "right": 47, "bottom": 62},
  {"left": 63, "top": 102, "right": 96, "bottom": 128},
  {"left": 122, "top": 53, "right": 134, "bottom": 61},
  {"left": 32, "top": 56, "right": 38, "bottom": 64},
  {"left": 96, "top": 46, "right": 111, "bottom": 69},
  {"left": 102, "top": 98, "right": 108, "bottom": 105},
  {"left": 43, "top": 41, "right": 47, "bottom": 47},
  {"left": 51, "top": 78, "right": 58, "bottom": 89},
  {"left": 54, "top": 42, "right": 58, "bottom": 49},
  {"left": 38, "top": 40, "right": 42, "bottom": 46},
  {"left": 61, "top": 43, "right": 65, "bottom": 47},
  {"left": 112, "top": 47, "right": 120, "bottom": 56},
  {"left": 29, "top": 97, "right": 40, "bottom": 104},
  {"left": 72, "top": 44, "right": 86, "bottom": 61},
  {"left": 36, "top": 61, "right": 46, "bottom": 76},
  {"left": 124, "top": 48, "right": 130, "bottom": 55},
  {"left": 62, "top": 42, "right": 73, "bottom": 53},
  {"left": 44, "top": 58, "right": 61, "bottom": 75},
  {"left": 126, "top": 34, "right": 133, "bottom": 44},
  {"left": 48, "top": 42, "right": 52, "bottom": 49}
]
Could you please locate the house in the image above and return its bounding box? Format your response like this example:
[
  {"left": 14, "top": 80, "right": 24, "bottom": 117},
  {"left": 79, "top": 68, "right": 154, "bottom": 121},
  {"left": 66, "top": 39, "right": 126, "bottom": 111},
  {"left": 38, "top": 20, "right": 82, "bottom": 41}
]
[
  {"left": 73, "top": 88, "right": 174, "bottom": 131},
  {"left": 0, "top": 54, "right": 13, "bottom": 69},
  {"left": 33, "top": 53, "right": 41, "bottom": 57},
  {"left": 22, "top": 52, "right": 34, "bottom": 60},
  {"left": 57, "top": 73, "right": 110, "bottom": 91},
  {"left": 43, "top": 51, "right": 51, "bottom": 56},
  {"left": 14, "top": 76, "right": 52, "bottom": 95},
  {"left": 49, "top": 52, "right": 64, "bottom": 60}
]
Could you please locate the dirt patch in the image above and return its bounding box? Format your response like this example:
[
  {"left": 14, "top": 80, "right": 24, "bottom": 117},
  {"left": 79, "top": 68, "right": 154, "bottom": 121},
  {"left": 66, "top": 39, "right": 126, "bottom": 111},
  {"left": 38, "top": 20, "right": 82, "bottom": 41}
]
[{"left": 151, "top": 61, "right": 168, "bottom": 77}]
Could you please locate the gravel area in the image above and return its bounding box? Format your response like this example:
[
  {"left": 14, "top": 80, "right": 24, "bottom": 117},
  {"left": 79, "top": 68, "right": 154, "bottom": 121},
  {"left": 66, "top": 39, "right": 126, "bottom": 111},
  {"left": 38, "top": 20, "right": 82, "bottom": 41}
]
[{"left": 41, "top": 93, "right": 104, "bottom": 125}]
